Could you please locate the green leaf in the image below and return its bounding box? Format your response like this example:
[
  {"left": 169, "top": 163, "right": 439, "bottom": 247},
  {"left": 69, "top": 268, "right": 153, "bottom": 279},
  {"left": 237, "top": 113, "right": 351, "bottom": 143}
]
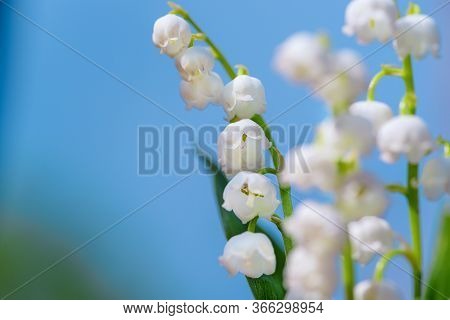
[
  {"left": 199, "top": 154, "right": 286, "bottom": 300},
  {"left": 425, "top": 208, "right": 450, "bottom": 299}
]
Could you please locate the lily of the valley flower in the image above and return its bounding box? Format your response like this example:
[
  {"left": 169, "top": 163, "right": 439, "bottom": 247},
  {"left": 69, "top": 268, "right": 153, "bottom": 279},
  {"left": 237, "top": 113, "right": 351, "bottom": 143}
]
[
  {"left": 284, "top": 248, "right": 338, "bottom": 299},
  {"left": 222, "top": 75, "right": 266, "bottom": 120},
  {"left": 377, "top": 115, "right": 434, "bottom": 164},
  {"left": 283, "top": 201, "right": 345, "bottom": 255},
  {"left": 152, "top": 14, "right": 192, "bottom": 57},
  {"left": 343, "top": 0, "right": 398, "bottom": 44},
  {"left": 349, "top": 100, "right": 393, "bottom": 131},
  {"left": 420, "top": 157, "right": 450, "bottom": 200},
  {"left": 180, "top": 72, "right": 224, "bottom": 109},
  {"left": 354, "top": 280, "right": 402, "bottom": 300},
  {"left": 219, "top": 231, "right": 276, "bottom": 278},
  {"left": 222, "top": 172, "right": 279, "bottom": 224},
  {"left": 176, "top": 47, "right": 215, "bottom": 81},
  {"left": 348, "top": 216, "right": 394, "bottom": 264},
  {"left": 393, "top": 14, "right": 440, "bottom": 59},
  {"left": 218, "top": 119, "right": 271, "bottom": 175}
]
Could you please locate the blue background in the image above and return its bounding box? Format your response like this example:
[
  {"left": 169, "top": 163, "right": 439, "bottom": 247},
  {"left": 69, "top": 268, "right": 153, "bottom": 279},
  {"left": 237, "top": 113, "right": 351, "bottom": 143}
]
[{"left": 0, "top": 0, "right": 448, "bottom": 299}]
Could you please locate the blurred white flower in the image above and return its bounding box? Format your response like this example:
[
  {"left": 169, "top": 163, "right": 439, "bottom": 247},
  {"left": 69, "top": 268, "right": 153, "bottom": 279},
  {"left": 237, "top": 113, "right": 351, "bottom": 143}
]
[
  {"left": 284, "top": 248, "right": 338, "bottom": 299},
  {"left": 354, "top": 280, "right": 402, "bottom": 299},
  {"left": 393, "top": 14, "right": 440, "bottom": 59},
  {"left": 176, "top": 47, "right": 215, "bottom": 81},
  {"left": 336, "top": 172, "right": 388, "bottom": 221},
  {"left": 377, "top": 115, "right": 434, "bottom": 164},
  {"left": 348, "top": 216, "right": 394, "bottom": 264},
  {"left": 180, "top": 72, "right": 224, "bottom": 109},
  {"left": 421, "top": 157, "right": 450, "bottom": 201},
  {"left": 219, "top": 231, "right": 276, "bottom": 278},
  {"left": 343, "top": 0, "right": 398, "bottom": 43},
  {"left": 217, "top": 119, "right": 271, "bottom": 175},
  {"left": 283, "top": 201, "right": 345, "bottom": 255},
  {"left": 222, "top": 75, "right": 266, "bottom": 120},
  {"left": 222, "top": 172, "right": 279, "bottom": 224},
  {"left": 316, "top": 114, "right": 375, "bottom": 157},
  {"left": 279, "top": 144, "right": 340, "bottom": 192},
  {"left": 349, "top": 100, "right": 393, "bottom": 132},
  {"left": 313, "top": 49, "right": 367, "bottom": 109},
  {"left": 273, "top": 32, "right": 329, "bottom": 84},
  {"left": 152, "top": 14, "right": 192, "bottom": 57}
]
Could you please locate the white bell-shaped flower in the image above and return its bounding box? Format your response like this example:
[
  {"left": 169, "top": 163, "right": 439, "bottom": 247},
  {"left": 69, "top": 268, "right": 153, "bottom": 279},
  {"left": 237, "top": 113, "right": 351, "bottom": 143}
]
[
  {"left": 152, "top": 14, "right": 192, "bottom": 57},
  {"left": 348, "top": 216, "right": 394, "bottom": 264},
  {"left": 219, "top": 232, "right": 276, "bottom": 278},
  {"left": 313, "top": 49, "right": 367, "bottom": 108},
  {"left": 349, "top": 100, "right": 393, "bottom": 132},
  {"left": 222, "top": 75, "right": 266, "bottom": 120},
  {"left": 280, "top": 144, "right": 340, "bottom": 192},
  {"left": 420, "top": 157, "right": 450, "bottom": 201},
  {"left": 343, "top": 0, "right": 398, "bottom": 43},
  {"left": 283, "top": 201, "right": 345, "bottom": 255},
  {"left": 377, "top": 115, "right": 434, "bottom": 164},
  {"left": 175, "top": 47, "right": 215, "bottom": 81},
  {"left": 180, "top": 72, "right": 224, "bottom": 110},
  {"left": 222, "top": 172, "right": 279, "bottom": 224},
  {"left": 218, "top": 119, "right": 271, "bottom": 175},
  {"left": 355, "top": 280, "right": 402, "bottom": 300},
  {"left": 284, "top": 248, "right": 338, "bottom": 299},
  {"left": 336, "top": 172, "right": 388, "bottom": 221},
  {"left": 393, "top": 14, "right": 440, "bottom": 59},
  {"left": 273, "top": 32, "right": 329, "bottom": 84},
  {"left": 316, "top": 114, "right": 375, "bottom": 157}
]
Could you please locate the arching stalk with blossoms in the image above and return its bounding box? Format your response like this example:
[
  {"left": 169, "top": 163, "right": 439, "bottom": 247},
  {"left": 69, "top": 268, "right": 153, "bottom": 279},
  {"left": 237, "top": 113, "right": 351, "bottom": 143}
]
[{"left": 152, "top": 1, "right": 449, "bottom": 300}]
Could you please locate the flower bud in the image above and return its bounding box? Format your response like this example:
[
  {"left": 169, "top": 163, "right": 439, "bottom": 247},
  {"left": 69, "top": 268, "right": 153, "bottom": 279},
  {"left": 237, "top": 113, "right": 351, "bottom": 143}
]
[
  {"left": 349, "top": 100, "right": 393, "bottom": 132},
  {"left": 393, "top": 14, "right": 440, "bottom": 59},
  {"left": 152, "top": 14, "right": 192, "bottom": 57},
  {"left": 219, "top": 231, "right": 276, "bottom": 278},
  {"left": 222, "top": 75, "right": 266, "bottom": 119},
  {"left": 343, "top": 0, "right": 398, "bottom": 43},
  {"left": 273, "top": 32, "right": 329, "bottom": 84},
  {"left": 218, "top": 119, "right": 271, "bottom": 176},
  {"left": 348, "top": 216, "right": 394, "bottom": 264},
  {"left": 377, "top": 115, "right": 434, "bottom": 164},
  {"left": 222, "top": 172, "right": 279, "bottom": 224},
  {"left": 283, "top": 201, "right": 345, "bottom": 255},
  {"left": 180, "top": 72, "right": 224, "bottom": 109},
  {"left": 355, "top": 280, "right": 402, "bottom": 299},
  {"left": 175, "top": 47, "right": 215, "bottom": 81},
  {"left": 420, "top": 157, "right": 450, "bottom": 201}
]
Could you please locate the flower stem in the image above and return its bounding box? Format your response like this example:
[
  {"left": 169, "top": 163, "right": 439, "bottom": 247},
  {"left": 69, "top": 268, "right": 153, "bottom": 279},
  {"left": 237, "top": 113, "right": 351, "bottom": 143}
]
[
  {"left": 367, "top": 66, "right": 403, "bottom": 101},
  {"left": 258, "top": 167, "right": 278, "bottom": 175},
  {"left": 247, "top": 217, "right": 258, "bottom": 233},
  {"left": 342, "top": 236, "right": 355, "bottom": 300},
  {"left": 373, "top": 249, "right": 420, "bottom": 283}
]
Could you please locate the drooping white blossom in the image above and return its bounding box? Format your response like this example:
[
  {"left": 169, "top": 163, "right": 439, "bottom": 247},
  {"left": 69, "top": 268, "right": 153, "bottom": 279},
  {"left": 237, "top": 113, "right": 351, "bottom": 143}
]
[
  {"left": 393, "top": 14, "right": 440, "bottom": 59},
  {"left": 283, "top": 201, "right": 345, "bottom": 255},
  {"left": 219, "top": 231, "right": 276, "bottom": 278},
  {"left": 175, "top": 47, "right": 215, "bottom": 81},
  {"left": 217, "top": 119, "right": 271, "bottom": 175},
  {"left": 343, "top": 0, "right": 398, "bottom": 44},
  {"left": 354, "top": 280, "right": 402, "bottom": 300},
  {"left": 273, "top": 32, "right": 329, "bottom": 84},
  {"left": 180, "top": 72, "right": 224, "bottom": 109},
  {"left": 336, "top": 172, "right": 388, "bottom": 221},
  {"left": 313, "top": 49, "right": 367, "bottom": 109},
  {"left": 348, "top": 216, "right": 394, "bottom": 264},
  {"left": 152, "top": 14, "right": 192, "bottom": 57},
  {"left": 316, "top": 114, "right": 375, "bottom": 157},
  {"left": 222, "top": 172, "right": 279, "bottom": 224},
  {"left": 420, "top": 157, "right": 450, "bottom": 201},
  {"left": 377, "top": 115, "right": 434, "bottom": 164},
  {"left": 284, "top": 248, "right": 338, "bottom": 299},
  {"left": 279, "top": 144, "right": 340, "bottom": 192},
  {"left": 222, "top": 75, "right": 266, "bottom": 120},
  {"left": 349, "top": 100, "right": 393, "bottom": 132}
]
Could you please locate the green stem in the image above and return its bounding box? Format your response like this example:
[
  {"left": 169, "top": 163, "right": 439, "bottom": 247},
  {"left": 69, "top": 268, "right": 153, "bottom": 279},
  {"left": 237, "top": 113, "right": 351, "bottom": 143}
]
[
  {"left": 342, "top": 236, "right": 355, "bottom": 300},
  {"left": 258, "top": 167, "right": 278, "bottom": 175},
  {"left": 385, "top": 183, "right": 407, "bottom": 195},
  {"left": 247, "top": 217, "right": 258, "bottom": 233},
  {"left": 271, "top": 215, "right": 293, "bottom": 253},
  {"left": 373, "top": 249, "right": 421, "bottom": 285},
  {"left": 367, "top": 66, "right": 403, "bottom": 101}
]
